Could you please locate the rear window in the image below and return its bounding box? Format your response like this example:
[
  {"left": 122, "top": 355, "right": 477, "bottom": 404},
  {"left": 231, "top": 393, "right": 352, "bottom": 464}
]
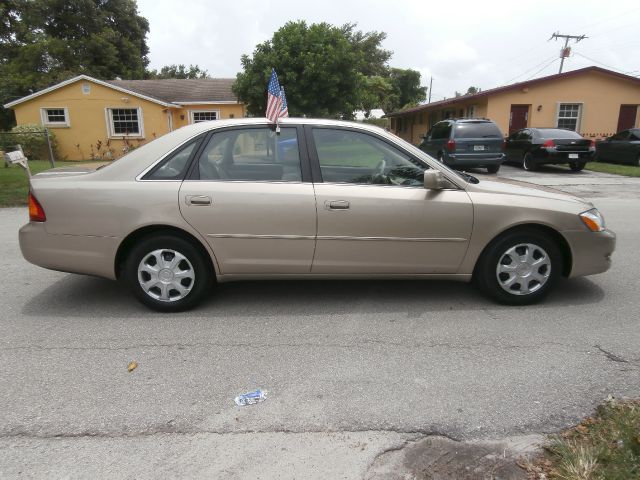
[
  {"left": 454, "top": 122, "right": 502, "bottom": 139},
  {"left": 536, "top": 129, "right": 583, "bottom": 139}
]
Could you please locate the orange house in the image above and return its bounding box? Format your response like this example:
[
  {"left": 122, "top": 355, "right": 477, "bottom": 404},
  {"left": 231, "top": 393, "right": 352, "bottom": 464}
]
[
  {"left": 387, "top": 66, "right": 640, "bottom": 145},
  {"left": 4, "top": 75, "right": 245, "bottom": 160}
]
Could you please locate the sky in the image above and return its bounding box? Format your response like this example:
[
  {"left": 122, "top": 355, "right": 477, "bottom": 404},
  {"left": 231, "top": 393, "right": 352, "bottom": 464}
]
[{"left": 136, "top": 0, "right": 640, "bottom": 102}]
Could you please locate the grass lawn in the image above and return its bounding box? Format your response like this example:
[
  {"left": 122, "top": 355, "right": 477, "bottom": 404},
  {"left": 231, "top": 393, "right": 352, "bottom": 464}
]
[
  {"left": 586, "top": 161, "right": 640, "bottom": 177},
  {"left": 525, "top": 398, "right": 640, "bottom": 479},
  {"left": 0, "top": 160, "right": 95, "bottom": 207}
]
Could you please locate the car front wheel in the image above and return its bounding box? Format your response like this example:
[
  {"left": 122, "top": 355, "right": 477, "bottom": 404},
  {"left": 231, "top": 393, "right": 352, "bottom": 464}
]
[
  {"left": 486, "top": 165, "right": 500, "bottom": 174},
  {"left": 474, "top": 229, "right": 562, "bottom": 305},
  {"left": 124, "top": 234, "right": 213, "bottom": 312}
]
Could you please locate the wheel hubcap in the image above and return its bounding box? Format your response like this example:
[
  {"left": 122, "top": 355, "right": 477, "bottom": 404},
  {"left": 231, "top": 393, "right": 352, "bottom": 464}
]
[
  {"left": 137, "top": 249, "right": 195, "bottom": 302},
  {"left": 496, "top": 243, "right": 551, "bottom": 296}
]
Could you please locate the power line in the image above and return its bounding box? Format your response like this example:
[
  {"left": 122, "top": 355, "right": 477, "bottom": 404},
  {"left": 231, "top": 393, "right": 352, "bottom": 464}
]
[
  {"left": 572, "top": 52, "right": 637, "bottom": 76},
  {"left": 525, "top": 57, "right": 559, "bottom": 80},
  {"left": 504, "top": 54, "right": 559, "bottom": 84},
  {"left": 549, "top": 32, "right": 588, "bottom": 73}
]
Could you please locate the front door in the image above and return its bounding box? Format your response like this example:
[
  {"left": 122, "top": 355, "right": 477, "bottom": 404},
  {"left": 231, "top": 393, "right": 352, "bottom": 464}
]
[
  {"left": 617, "top": 105, "right": 638, "bottom": 133},
  {"left": 179, "top": 125, "right": 317, "bottom": 274},
  {"left": 307, "top": 127, "right": 473, "bottom": 274},
  {"left": 509, "top": 105, "right": 529, "bottom": 134}
]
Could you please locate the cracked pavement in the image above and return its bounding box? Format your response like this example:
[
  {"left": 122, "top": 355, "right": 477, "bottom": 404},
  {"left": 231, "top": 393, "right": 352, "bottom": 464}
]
[{"left": 1, "top": 164, "right": 639, "bottom": 478}]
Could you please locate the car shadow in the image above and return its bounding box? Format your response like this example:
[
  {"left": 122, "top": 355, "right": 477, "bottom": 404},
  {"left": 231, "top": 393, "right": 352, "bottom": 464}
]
[{"left": 21, "top": 274, "right": 606, "bottom": 318}]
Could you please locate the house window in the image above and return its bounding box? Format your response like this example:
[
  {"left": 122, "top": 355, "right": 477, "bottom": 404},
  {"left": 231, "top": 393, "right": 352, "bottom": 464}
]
[
  {"left": 557, "top": 103, "right": 582, "bottom": 131},
  {"left": 41, "top": 108, "right": 69, "bottom": 127},
  {"left": 107, "top": 108, "right": 142, "bottom": 137},
  {"left": 190, "top": 110, "right": 219, "bottom": 123},
  {"left": 467, "top": 105, "right": 476, "bottom": 118}
]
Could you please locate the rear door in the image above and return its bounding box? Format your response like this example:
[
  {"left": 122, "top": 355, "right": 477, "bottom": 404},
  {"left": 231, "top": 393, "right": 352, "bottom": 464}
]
[
  {"left": 178, "top": 125, "right": 317, "bottom": 274},
  {"left": 307, "top": 126, "right": 473, "bottom": 274}
]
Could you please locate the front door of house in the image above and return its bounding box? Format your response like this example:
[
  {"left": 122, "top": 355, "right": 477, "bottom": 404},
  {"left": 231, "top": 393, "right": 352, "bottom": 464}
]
[
  {"left": 509, "top": 105, "right": 529, "bottom": 134},
  {"left": 617, "top": 105, "right": 638, "bottom": 133}
]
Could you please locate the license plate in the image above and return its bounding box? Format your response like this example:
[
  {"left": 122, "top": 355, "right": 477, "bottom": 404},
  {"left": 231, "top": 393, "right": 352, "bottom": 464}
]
[
  {"left": 474, "top": 145, "right": 485, "bottom": 151},
  {"left": 568, "top": 153, "right": 579, "bottom": 159}
]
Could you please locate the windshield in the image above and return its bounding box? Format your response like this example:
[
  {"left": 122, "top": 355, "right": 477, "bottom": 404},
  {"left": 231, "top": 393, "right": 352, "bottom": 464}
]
[{"left": 454, "top": 122, "right": 502, "bottom": 139}]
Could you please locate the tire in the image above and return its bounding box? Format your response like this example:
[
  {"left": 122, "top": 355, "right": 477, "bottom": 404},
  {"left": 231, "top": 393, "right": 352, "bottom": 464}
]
[
  {"left": 474, "top": 228, "right": 563, "bottom": 305},
  {"left": 437, "top": 152, "right": 444, "bottom": 163},
  {"left": 522, "top": 152, "right": 536, "bottom": 171},
  {"left": 569, "top": 161, "right": 586, "bottom": 172},
  {"left": 486, "top": 165, "right": 500, "bottom": 174},
  {"left": 124, "top": 233, "right": 213, "bottom": 312}
]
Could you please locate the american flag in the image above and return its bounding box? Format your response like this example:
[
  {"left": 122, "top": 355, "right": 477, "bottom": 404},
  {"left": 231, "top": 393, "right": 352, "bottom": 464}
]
[
  {"left": 279, "top": 87, "right": 289, "bottom": 118},
  {"left": 265, "top": 69, "right": 282, "bottom": 122}
]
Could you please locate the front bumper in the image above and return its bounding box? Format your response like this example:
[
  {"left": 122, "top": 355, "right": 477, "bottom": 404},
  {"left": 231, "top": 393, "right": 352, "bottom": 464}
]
[
  {"left": 19, "top": 222, "right": 120, "bottom": 280},
  {"left": 562, "top": 228, "right": 616, "bottom": 278}
]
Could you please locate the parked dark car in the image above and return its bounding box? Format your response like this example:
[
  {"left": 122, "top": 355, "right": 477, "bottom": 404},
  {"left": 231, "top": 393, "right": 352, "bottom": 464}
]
[
  {"left": 505, "top": 128, "right": 595, "bottom": 172},
  {"left": 419, "top": 119, "right": 505, "bottom": 173},
  {"left": 595, "top": 128, "right": 640, "bottom": 166}
]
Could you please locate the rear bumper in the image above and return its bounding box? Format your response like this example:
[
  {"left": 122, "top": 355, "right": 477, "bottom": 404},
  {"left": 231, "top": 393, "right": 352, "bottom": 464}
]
[
  {"left": 533, "top": 150, "right": 594, "bottom": 164},
  {"left": 445, "top": 153, "right": 505, "bottom": 167},
  {"left": 19, "top": 222, "right": 120, "bottom": 280},
  {"left": 563, "top": 228, "right": 616, "bottom": 278}
]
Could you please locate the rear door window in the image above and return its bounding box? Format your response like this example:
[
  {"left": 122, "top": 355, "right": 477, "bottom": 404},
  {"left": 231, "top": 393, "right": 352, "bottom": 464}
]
[{"left": 195, "top": 127, "right": 302, "bottom": 182}]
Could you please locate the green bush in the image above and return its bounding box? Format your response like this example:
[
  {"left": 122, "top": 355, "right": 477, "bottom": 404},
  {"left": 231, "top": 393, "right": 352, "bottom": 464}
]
[{"left": 0, "top": 124, "right": 59, "bottom": 160}]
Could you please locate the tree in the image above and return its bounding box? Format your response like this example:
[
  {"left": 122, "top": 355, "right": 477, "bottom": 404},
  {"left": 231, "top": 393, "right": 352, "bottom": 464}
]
[
  {"left": 0, "top": 0, "right": 150, "bottom": 130},
  {"left": 233, "top": 21, "right": 392, "bottom": 119},
  {"left": 466, "top": 86, "right": 480, "bottom": 95},
  {"left": 146, "top": 64, "right": 209, "bottom": 79},
  {"left": 387, "top": 68, "right": 427, "bottom": 111}
]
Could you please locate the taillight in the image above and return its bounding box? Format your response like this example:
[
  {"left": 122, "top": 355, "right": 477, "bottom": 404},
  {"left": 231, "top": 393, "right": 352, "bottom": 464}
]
[
  {"left": 446, "top": 139, "right": 456, "bottom": 152},
  {"left": 543, "top": 139, "right": 555, "bottom": 148},
  {"left": 501, "top": 139, "right": 506, "bottom": 151},
  {"left": 589, "top": 139, "right": 596, "bottom": 149},
  {"left": 28, "top": 191, "right": 46, "bottom": 222}
]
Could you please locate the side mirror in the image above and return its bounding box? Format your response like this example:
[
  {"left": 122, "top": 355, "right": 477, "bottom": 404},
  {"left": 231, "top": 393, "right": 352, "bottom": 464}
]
[{"left": 424, "top": 170, "right": 449, "bottom": 190}]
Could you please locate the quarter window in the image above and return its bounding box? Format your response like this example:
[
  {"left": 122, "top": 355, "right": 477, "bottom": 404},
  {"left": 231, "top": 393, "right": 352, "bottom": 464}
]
[
  {"left": 191, "top": 111, "right": 219, "bottom": 123},
  {"left": 144, "top": 138, "right": 201, "bottom": 180},
  {"left": 312, "top": 128, "right": 428, "bottom": 187},
  {"left": 107, "top": 108, "right": 142, "bottom": 137},
  {"left": 41, "top": 108, "right": 69, "bottom": 127},
  {"left": 196, "top": 127, "right": 302, "bottom": 182},
  {"left": 557, "top": 103, "right": 582, "bottom": 131}
]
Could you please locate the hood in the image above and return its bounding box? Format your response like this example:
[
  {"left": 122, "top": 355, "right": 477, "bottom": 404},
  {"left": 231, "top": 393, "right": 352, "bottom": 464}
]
[{"left": 466, "top": 176, "right": 592, "bottom": 207}]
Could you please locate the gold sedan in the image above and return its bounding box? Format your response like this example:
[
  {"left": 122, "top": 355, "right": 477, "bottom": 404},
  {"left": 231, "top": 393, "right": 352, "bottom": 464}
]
[{"left": 19, "top": 118, "right": 615, "bottom": 311}]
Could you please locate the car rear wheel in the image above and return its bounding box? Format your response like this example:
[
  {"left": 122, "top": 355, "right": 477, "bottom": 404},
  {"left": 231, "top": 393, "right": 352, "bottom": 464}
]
[
  {"left": 124, "top": 234, "right": 212, "bottom": 312},
  {"left": 522, "top": 153, "right": 536, "bottom": 171},
  {"left": 474, "top": 229, "right": 562, "bottom": 305},
  {"left": 569, "top": 161, "right": 586, "bottom": 172},
  {"left": 486, "top": 165, "right": 500, "bottom": 174}
]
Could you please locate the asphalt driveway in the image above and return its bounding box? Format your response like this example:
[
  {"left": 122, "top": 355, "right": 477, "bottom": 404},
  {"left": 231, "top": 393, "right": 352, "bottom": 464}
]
[{"left": 0, "top": 165, "right": 639, "bottom": 478}]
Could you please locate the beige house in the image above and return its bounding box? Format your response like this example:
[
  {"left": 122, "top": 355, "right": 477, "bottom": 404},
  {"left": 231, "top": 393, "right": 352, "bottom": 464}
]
[
  {"left": 387, "top": 66, "right": 640, "bottom": 145},
  {"left": 4, "top": 75, "right": 245, "bottom": 160}
]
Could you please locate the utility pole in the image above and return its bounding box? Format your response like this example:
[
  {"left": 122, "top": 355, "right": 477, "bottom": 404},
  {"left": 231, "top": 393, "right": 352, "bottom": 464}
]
[
  {"left": 549, "top": 32, "right": 587, "bottom": 73},
  {"left": 428, "top": 76, "right": 433, "bottom": 103}
]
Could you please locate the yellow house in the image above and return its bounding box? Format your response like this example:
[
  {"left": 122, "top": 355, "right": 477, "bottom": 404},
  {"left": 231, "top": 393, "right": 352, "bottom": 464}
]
[
  {"left": 4, "top": 75, "right": 245, "bottom": 160},
  {"left": 387, "top": 66, "right": 640, "bottom": 145}
]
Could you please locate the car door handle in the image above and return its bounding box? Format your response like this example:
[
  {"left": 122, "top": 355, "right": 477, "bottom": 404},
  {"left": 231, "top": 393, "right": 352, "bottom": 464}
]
[
  {"left": 186, "top": 195, "right": 212, "bottom": 206},
  {"left": 326, "top": 200, "right": 350, "bottom": 210}
]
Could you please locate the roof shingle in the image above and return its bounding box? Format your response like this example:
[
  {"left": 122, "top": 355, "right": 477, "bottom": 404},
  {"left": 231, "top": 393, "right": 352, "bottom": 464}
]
[{"left": 106, "top": 78, "right": 238, "bottom": 103}]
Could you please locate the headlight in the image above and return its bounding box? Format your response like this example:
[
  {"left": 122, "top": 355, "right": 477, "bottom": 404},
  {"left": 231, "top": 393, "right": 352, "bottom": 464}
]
[{"left": 580, "top": 208, "right": 605, "bottom": 232}]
